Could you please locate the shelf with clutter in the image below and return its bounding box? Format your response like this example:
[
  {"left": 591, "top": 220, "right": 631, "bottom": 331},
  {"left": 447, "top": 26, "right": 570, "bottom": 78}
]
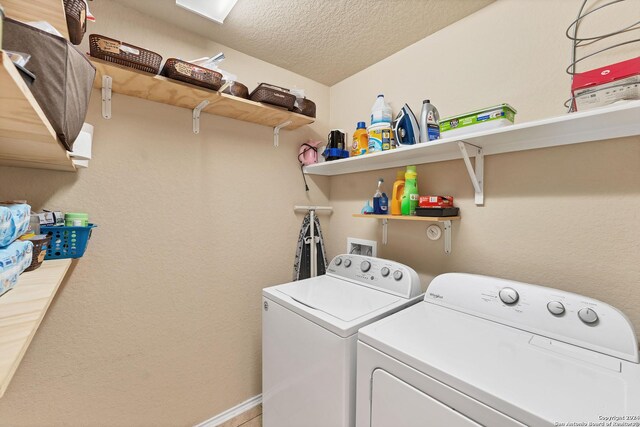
[
  {"left": 0, "top": 202, "right": 96, "bottom": 398},
  {"left": 305, "top": 100, "right": 640, "bottom": 206},
  {"left": 0, "top": 0, "right": 69, "bottom": 41},
  {"left": 91, "top": 58, "right": 315, "bottom": 136}
]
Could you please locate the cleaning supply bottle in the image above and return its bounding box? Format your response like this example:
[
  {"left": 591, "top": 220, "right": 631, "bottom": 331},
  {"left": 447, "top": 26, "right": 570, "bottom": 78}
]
[
  {"left": 371, "top": 94, "right": 392, "bottom": 125},
  {"left": 401, "top": 166, "right": 419, "bottom": 216},
  {"left": 391, "top": 170, "right": 405, "bottom": 215},
  {"left": 419, "top": 99, "right": 441, "bottom": 142},
  {"left": 372, "top": 178, "right": 388, "bottom": 215},
  {"left": 351, "top": 122, "right": 368, "bottom": 157}
]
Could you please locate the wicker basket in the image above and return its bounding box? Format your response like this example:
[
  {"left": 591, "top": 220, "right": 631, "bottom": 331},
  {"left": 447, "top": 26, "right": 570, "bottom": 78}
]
[
  {"left": 293, "top": 98, "right": 316, "bottom": 118},
  {"left": 24, "top": 235, "right": 51, "bottom": 272},
  {"left": 161, "top": 58, "right": 223, "bottom": 91},
  {"left": 222, "top": 81, "right": 249, "bottom": 99},
  {"left": 63, "top": 0, "right": 86, "bottom": 45},
  {"left": 250, "top": 83, "right": 296, "bottom": 110},
  {"left": 89, "top": 34, "right": 162, "bottom": 74}
]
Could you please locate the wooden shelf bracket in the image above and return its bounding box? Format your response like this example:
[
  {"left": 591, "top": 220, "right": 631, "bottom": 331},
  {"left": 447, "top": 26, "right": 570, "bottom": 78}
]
[
  {"left": 193, "top": 100, "right": 210, "bottom": 134},
  {"left": 101, "top": 75, "right": 112, "bottom": 119},
  {"left": 457, "top": 141, "right": 484, "bottom": 206},
  {"left": 273, "top": 120, "right": 292, "bottom": 147}
]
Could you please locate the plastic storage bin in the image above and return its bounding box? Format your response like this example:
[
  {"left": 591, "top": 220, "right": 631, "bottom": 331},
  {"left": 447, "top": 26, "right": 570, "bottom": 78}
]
[{"left": 40, "top": 224, "right": 96, "bottom": 259}]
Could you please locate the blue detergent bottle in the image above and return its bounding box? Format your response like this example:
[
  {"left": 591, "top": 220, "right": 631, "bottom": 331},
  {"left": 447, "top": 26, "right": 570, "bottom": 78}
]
[{"left": 373, "top": 178, "right": 388, "bottom": 215}]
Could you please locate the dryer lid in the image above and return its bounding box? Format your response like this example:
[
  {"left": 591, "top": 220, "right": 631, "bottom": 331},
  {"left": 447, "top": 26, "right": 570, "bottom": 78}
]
[{"left": 274, "top": 275, "right": 401, "bottom": 322}]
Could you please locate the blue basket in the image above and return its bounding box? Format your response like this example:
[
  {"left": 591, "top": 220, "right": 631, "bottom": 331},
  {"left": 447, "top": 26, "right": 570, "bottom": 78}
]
[{"left": 40, "top": 224, "right": 97, "bottom": 260}]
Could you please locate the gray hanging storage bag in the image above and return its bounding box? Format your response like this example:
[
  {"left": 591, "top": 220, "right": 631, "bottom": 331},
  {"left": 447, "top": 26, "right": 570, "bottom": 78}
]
[{"left": 3, "top": 18, "right": 96, "bottom": 151}]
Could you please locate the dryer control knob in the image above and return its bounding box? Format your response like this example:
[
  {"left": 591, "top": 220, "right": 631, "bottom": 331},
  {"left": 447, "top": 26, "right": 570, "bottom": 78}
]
[
  {"left": 578, "top": 307, "right": 599, "bottom": 324},
  {"left": 344, "top": 259, "right": 352, "bottom": 268},
  {"left": 381, "top": 267, "right": 390, "bottom": 277},
  {"left": 547, "top": 301, "right": 565, "bottom": 316},
  {"left": 499, "top": 288, "right": 519, "bottom": 305},
  {"left": 360, "top": 261, "right": 371, "bottom": 272},
  {"left": 335, "top": 257, "right": 342, "bottom": 266},
  {"left": 393, "top": 270, "right": 403, "bottom": 281}
]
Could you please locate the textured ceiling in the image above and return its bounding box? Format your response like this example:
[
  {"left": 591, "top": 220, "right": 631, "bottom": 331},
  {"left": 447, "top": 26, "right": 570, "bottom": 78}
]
[{"left": 110, "top": 0, "right": 494, "bottom": 85}]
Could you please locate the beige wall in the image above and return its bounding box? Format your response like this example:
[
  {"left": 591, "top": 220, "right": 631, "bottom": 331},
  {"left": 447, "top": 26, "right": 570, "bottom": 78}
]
[
  {"left": 325, "top": 0, "right": 640, "bottom": 336},
  {"left": 0, "top": 2, "right": 330, "bottom": 426}
]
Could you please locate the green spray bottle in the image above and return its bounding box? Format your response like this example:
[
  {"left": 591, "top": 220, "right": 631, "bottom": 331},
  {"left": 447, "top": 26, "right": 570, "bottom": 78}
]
[{"left": 401, "top": 165, "right": 419, "bottom": 215}]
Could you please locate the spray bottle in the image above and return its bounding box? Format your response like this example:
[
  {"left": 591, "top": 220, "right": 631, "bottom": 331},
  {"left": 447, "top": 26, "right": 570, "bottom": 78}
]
[
  {"left": 373, "top": 178, "right": 388, "bottom": 215},
  {"left": 419, "top": 99, "right": 440, "bottom": 142},
  {"left": 401, "top": 166, "right": 419, "bottom": 216},
  {"left": 390, "top": 170, "right": 405, "bottom": 215}
]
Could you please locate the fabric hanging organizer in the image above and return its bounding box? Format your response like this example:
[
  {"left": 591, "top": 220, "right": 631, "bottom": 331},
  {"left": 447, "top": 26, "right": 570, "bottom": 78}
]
[{"left": 293, "top": 206, "right": 332, "bottom": 281}]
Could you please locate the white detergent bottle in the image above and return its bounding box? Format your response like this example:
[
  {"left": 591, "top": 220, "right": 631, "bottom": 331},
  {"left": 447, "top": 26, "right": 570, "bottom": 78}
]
[
  {"left": 419, "top": 99, "right": 440, "bottom": 142},
  {"left": 371, "top": 94, "right": 392, "bottom": 125}
]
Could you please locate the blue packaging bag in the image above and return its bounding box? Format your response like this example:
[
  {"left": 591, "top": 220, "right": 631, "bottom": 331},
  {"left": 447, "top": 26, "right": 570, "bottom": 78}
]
[
  {"left": 0, "top": 240, "right": 33, "bottom": 296},
  {"left": 0, "top": 203, "right": 31, "bottom": 247}
]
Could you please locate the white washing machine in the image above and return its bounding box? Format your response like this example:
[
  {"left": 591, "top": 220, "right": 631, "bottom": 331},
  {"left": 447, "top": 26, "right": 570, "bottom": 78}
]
[
  {"left": 356, "top": 273, "right": 640, "bottom": 427},
  {"left": 262, "top": 254, "right": 423, "bottom": 427}
]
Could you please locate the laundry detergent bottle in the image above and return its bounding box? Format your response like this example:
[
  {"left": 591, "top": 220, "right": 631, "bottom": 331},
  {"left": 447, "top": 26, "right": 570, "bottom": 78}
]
[
  {"left": 401, "top": 166, "right": 419, "bottom": 216},
  {"left": 351, "top": 121, "right": 368, "bottom": 157},
  {"left": 371, "top": 94, "right": 392, "bottom": 125},
  {"left": 391, "top": 170, "right": 405, "bottom": 216},
  {"left": 373, "top": 178, "right": 388, "bottom": 215}
]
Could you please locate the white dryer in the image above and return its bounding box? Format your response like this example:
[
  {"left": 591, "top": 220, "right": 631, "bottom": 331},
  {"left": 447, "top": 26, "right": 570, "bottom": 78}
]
[
  {"left": 356, "top": 273, "right": 640, "bottom": 427},
  {"left": 262, "top": 254, "right": 423, "bottom": 427}
]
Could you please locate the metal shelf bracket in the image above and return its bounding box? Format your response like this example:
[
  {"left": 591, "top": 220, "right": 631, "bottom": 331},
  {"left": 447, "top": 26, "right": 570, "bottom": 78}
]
[
  {"left": 382, "top": 218, "right": 388, "bottom": 245},
  {"left": 101, "top": 75, "right": 112, "bottom": 119},
  {"left": 457, "top": 141, "right": 484, "bottom": 206},
  {"left": 193, "top": 100, "right": 210, "bottom": 134},
  {"left": 273, "top": 121, "right": 292, "bottom": 147},
  {"left": 444, "top": 220, "right": 452, "bottom": 254}
]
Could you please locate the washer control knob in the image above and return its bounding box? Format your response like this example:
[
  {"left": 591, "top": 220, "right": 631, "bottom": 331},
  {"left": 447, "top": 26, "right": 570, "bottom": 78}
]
[
  {"left": 578, "top": 308, "right": 599, "bottom": 325},
  {"left": 547, "top": 301, "right": 565, "bottom": 316},
  {"left": 335, "top": 257, "right": 342, "bottom": 266},
  {"left": 381, "top": 267, "right": 390, "bottom": 277},
  {"left": 344, "top": 259, "right": 352, "bottom": 268},
  {"left": 393, "top": 270, "right": 403, "bottom": 281},
  {"left": 499, "top": 288, "right": 519, "bottom": 305},
  {"left": 360, "top": 261, "right": 371, "bottom": 272}
]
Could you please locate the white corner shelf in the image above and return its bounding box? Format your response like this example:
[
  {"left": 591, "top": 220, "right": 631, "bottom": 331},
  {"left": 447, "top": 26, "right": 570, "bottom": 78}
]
[
  {"left": 305, "top": 101, "right": 640, "bottom": 205},
  {"left": 0, "top": 259, "right": 73, "bottom": 398}
]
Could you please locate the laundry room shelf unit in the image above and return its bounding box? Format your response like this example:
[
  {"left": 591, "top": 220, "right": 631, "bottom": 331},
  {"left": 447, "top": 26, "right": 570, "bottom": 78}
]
[
  {"left": 91, "top": 58, "right": 315, "bottom": 139},
  {"left": 0, "top": 0, "right": 69, "bottom": 41},
  {"left": 306, "top": 101, "right": 640, "bottom": 205},
  {"left": 0, "top": 51, "right": 76, "bottom": 171},
  {"left": 0, "top": 259, "right": 73, "bottom": 398},
  {"left": 353, "top": 214, "right": 460, "bottom": 254}
]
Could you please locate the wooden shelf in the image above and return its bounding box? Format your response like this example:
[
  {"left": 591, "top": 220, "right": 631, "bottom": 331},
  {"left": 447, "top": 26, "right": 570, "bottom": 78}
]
[
  {"left": 353, "top": 214, "right": 460, "bottom": 222},
  {"left": 0, "top": 52, "right": 76, "bottom": 171},
  {"left": 305, "top": 100, "right": 640, "bottom": 176},
  {"left": 0, "top": 259, "right": 72, "bottom": 398},
  {"left": 0, "top": 0, "right": 69, "bottom": 41},
  {"left": 91, "top": 58, "right": 315, "bottom": 131}
]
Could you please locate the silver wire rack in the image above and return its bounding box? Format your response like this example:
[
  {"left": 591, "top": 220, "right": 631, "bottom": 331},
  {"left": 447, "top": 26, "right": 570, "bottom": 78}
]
[{"left": 565, "top": 0, "right": 640, "bottom": 111}]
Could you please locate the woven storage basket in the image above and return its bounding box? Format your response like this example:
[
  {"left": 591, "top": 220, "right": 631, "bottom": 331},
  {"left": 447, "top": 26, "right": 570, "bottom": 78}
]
[
  {"left": 249, "top": 83, "right": 296, "bottom": 110},
  {"left": 63, "top": 0, "right": 86, "bottom": 45},
  {"left": 161, "top": 58, "right": 223, "bottom": 90},
  {"left": 293, "top": 98, "right": 316, "bottom": 118},
  {"left": 24, "top": 235, "right": 51, "bottom": 272},
  {"left": 222, "top": 81, "right": 249, "bottom": 99},
  {"left": 89, "top": 34, "right": 162, "bottom": 74}
]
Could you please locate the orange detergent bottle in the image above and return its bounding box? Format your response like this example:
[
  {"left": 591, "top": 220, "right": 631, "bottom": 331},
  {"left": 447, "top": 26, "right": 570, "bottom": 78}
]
[
  {"left": 351, "top": 121, "right": 368, "bottom": 157},
  {"left": 391, "top": 170, "right": 405, "bottom": 215}
]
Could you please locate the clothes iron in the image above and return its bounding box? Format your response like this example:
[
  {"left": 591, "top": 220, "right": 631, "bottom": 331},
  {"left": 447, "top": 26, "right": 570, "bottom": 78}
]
[{"left": 393, "top": 104, "right": 420, "bottom": 146}]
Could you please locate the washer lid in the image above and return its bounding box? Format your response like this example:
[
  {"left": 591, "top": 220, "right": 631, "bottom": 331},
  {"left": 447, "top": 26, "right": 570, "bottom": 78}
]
[
  {"left": 264, "top": 274, "right": 420, "bottom": 338},
  {"left": 275, "top": 276, "right": 401, "bottom": 322}
]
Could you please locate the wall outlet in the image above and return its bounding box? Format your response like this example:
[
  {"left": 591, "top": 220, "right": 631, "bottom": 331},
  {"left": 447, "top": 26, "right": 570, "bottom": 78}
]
[{"left": 347, "top": 238, "right": 377, "bottom": 257}]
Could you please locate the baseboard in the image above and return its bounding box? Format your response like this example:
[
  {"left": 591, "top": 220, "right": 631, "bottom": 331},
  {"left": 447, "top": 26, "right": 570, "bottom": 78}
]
[{"left": 195, "top": 394, "right": 262, "bottom": 427}]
